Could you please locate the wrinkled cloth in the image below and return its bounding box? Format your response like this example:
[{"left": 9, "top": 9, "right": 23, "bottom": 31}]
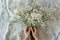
[{"left": 0, "top": 0, "right": 60, "bottom": 40}]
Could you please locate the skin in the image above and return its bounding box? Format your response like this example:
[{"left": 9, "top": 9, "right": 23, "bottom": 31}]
[
  {"left": 24, "top": 27, "right": 30, "bottom": 40},
  {"left": 24, "top": 27, "right": 39, "bottom": 40}
]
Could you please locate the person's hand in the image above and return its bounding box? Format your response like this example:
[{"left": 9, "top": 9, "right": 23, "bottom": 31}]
[
  {"left": 24, "top": 27, "right": 30, "bottom": 40},
  {"left": 30, "top": 27, "right": 39, "bottom": 40}
]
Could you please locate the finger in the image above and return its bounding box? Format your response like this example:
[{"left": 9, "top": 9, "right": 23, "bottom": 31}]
[
  {"left": 28, "top": 28, "right": 30, "bottom": 33},
  {"left": 30, "top": 27, "right": 34, "bottom": 33},
  {"left": 26, "top": 27, "right": 29, "bottom": 32},
  {"left": 34, "top": 27, "right": 37, "bottom": 32},
  {"left": 32, "top": 27, "right": 34, "bottom": 32},
  {"left": 27, "top": 27, "right": 31, "bottom": 32},
  {"left": 28, "top": 27, "right": 30, "bottom": 31}
]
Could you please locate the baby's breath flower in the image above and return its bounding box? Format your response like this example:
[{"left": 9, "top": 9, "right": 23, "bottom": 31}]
[{"left": 16, "top": 5, "right": 56, "bottom": 27}]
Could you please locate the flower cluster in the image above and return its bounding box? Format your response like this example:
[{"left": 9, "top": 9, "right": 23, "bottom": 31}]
[{"left": 15, "top": 6, "right": 56, "bottom": 27}]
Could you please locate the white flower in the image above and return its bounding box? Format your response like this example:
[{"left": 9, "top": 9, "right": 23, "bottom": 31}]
[{"left": 16, "top": 5, "right": 56, "bottom": 27}]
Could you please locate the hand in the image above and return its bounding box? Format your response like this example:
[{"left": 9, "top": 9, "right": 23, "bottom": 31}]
[
  {"left": 30, "top": 27, "right": 39, "bottom": 40},
  {"left": 24, "top": 27, "right": 30, "bottom": 40}
]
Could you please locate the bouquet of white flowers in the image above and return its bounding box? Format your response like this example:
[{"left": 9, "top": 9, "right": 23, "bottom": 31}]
[{"left": 15, "top": 5, "right": 56, "bottom": 27}]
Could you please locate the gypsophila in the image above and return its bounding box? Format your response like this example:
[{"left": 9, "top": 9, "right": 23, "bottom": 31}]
[{"left": 15, "top": 5, "right": 56, "bottom": 27}]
